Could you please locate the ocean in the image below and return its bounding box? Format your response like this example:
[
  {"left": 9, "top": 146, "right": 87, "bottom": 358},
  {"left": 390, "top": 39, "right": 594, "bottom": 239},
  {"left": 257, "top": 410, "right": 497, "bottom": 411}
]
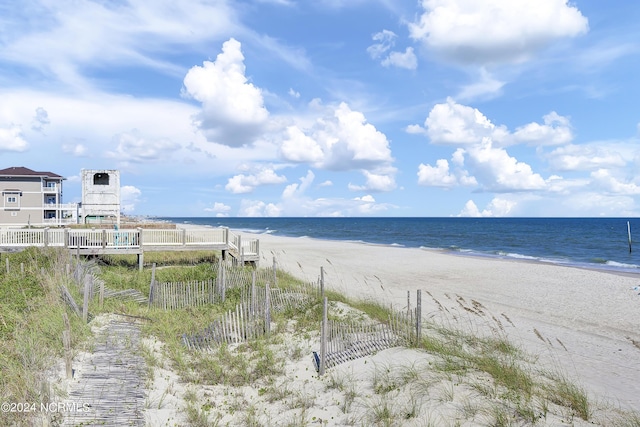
[{"left": 160, "top": 217, "right": 640, "bottom": 274}]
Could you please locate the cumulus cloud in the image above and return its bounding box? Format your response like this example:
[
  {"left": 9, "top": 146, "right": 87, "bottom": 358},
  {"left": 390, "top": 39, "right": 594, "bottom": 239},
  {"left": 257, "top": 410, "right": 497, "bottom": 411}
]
[
  {"left": 238, "top": 199, "right": 282, "bottom": 217},
  {"left": 419, "top": 97, "right": 509, "bottom": 145},
  {"left": 280, "top": 102, "right": 396, "bottom": 191},
  {"left": 0, "top": 124, "right": 29, "bottom": 152},
  {"left": 457, "top": 197, "right": 516, "bottom": 217},
  {"left": 106, "top": 129, "right": 181, "bottom": 163},
  {"left": 512, "top": 112, "right": 573, "bottom": 146},
  {"left": 280, "top": 126, "right": 324, "bottom": 163},
  {"left": 348, "top": 170, "right": 397, "bottom": 192},
  {"left": 183, "top": 38, "right": 269, "bottom": 147},
  {"left": 120, "top": 185, "right": 142, "bottom": 212},
  {"left": 465, "top": 138, "right": 547, "bottom": 192},
  {"left": 413, "top": 98, "right": 573, "bottom": 148},
  {"left": 205, "top": 202, "right": 232, "bottom": 217},
  {"left": 409, "top": 0, "right": 588, "bottom": 65},
  {"left": 225, "top": 167, "right": 287, "bottom": 194}
]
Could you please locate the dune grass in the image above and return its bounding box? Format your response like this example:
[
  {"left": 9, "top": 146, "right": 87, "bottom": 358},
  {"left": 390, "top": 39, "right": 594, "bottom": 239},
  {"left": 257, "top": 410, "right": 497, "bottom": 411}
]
[{"left": 2, "top": 248, "right": 639, "bottom": 426}]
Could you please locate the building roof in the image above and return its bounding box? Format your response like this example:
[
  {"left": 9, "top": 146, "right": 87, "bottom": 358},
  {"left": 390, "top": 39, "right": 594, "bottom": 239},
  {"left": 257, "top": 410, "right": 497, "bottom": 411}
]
[{"left": 0, "top": 166, "right": 63, "bottom": 179}]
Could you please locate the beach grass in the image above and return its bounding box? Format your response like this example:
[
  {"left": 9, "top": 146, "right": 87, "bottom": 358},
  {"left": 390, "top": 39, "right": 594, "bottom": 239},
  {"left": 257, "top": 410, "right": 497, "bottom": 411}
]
[{"left": 2, "top": 247, "right": 639, "bottom": 426}]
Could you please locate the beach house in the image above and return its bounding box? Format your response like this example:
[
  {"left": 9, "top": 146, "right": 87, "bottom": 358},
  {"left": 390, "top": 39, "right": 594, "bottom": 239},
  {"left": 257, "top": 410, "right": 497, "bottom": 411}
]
[{"left": 0, "top": 166, "right": 78, "bottom": 227}]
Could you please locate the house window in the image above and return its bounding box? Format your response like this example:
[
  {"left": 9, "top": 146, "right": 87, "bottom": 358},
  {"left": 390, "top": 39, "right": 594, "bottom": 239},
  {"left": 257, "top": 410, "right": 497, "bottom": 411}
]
[
  {"left": 46, "top": 196, "right": 56, "bottom": 204},
  {"left": 7, "top": 196, "right": 16, "bottom": 203},
  {"left": 93, "top": 173, "right": 109, "bottom": 185}
]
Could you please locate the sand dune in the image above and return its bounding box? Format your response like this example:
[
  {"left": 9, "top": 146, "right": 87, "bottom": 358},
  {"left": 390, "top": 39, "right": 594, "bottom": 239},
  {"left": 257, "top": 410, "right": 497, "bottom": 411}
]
[{"left": 245, "top": 231, "right": 640, "bottom": 412}]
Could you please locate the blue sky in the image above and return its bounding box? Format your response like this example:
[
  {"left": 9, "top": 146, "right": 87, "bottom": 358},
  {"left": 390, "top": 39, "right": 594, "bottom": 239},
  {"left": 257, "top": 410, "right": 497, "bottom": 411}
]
[{"left": 1, "top": 0, "right": 639, "bottom": 217}]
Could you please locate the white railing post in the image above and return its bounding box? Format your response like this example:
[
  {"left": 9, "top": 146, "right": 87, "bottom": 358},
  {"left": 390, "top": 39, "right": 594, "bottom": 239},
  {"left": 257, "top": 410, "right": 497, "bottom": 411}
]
[
  {"left": 44, "top": 227, "right": 49, "bottom": 247},
  {"left": 182, "top": 228, "right": 187, "bottom": 246}
]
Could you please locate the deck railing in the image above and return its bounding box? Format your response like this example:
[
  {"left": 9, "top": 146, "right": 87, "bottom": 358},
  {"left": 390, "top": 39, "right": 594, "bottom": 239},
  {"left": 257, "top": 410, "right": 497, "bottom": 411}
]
[{"left": 0, "top": 227, "right": 258, "bottom": 260}]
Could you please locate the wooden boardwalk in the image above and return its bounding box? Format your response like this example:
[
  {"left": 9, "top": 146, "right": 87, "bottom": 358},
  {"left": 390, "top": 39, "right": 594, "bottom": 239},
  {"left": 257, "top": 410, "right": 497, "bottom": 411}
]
[
  {"left": 0, "top": 227, "right": 259, "bottom": 267},
  {"left": 63, "top": 318, "right": 146, "bottom": 427}
]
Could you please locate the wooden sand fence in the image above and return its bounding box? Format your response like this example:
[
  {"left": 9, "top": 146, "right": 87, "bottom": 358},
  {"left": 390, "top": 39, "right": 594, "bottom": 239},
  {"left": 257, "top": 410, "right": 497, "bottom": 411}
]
[
  {"left": 182, "top": 275, "right": 322, "bottom": 351},
  {"left": 148, "top": 257, "right": 292, "bottom": 310},
  {"left": 316, "top": 289, "right": 424, "bottom": 375}
]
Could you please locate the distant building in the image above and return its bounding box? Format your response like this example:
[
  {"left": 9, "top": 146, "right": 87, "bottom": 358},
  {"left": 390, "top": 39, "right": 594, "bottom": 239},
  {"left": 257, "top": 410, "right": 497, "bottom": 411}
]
[
  {"left": 0, "top": 166, "right": 78, "bottom": 227},
  {"left": 81, "top": 169, "right": 121, "bottom": 225}
]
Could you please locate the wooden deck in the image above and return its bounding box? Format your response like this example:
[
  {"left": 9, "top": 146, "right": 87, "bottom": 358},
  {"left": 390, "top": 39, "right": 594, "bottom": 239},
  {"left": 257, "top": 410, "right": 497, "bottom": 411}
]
[{"left": 0, "top": 227, "right": 259, "bottom": 268}]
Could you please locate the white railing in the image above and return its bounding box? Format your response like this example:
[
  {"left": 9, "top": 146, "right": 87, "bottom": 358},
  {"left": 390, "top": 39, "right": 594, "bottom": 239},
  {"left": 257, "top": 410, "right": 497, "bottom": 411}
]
[
  {"left": 141, "top": 228, "right": 228, "bottom": 246},
  {"left": 0, "top": 227, "right": 258, "bottom": 259}
]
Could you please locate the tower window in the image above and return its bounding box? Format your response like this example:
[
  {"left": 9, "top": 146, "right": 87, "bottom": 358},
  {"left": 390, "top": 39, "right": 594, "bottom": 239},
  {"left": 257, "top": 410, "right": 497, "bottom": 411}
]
[{"left": 93, "top": 173, "right": 109, "bottom": 185}]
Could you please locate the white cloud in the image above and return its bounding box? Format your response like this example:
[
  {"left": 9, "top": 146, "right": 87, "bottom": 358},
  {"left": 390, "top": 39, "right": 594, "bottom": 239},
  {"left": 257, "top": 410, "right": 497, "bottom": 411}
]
[
  {"left": 0, "top": 1, "right": 238, "bottom": 89},
  {"left": 120, "top": 185, "right": 142, "bottom": 212},
  {"left": 421, "top": 97, "right": 509, "bottom": 145},
  {"left": 62, "top": 143, "right": 88, "bottom": 157},
  {"left": 0, "top": 124, "right": 29, "bottom": 152},
  {"left": 282, "top": 170, "right": 315, "bottom": 199},
  {"left": 348, "top": 170, "right": 397, "bottom": 192},
  {"left": 456, "top": 68, "right": 505, "bottom": 101},
  {"left": 225, "top": 167, "right": 287, "bottom": 194},
  {"left": 590, "top": 169, "right": 640, "bottom": 196},
  {"left": 205, "top": 202, "right": 232, "bottom": 217},
  {"left": 182, "top": 38, "right": 269, "bottom": 147},
  {"left": 106, "top": 129, "right": 181, "bottom": 163},
  {"left": 367, "top": 30, "right": 396, "bottom": 59},
  {"left": 418, "top": 159, "right": 458, "bottom": 188},
  {"left": 368, "top": 30, "right": 417, "bottom": 70},
  {"left": 512, "top": 112, "right": 573, "bottom": 146},
  {"left": 280, "top": 102, "right": 396, "bottom": 191},
  {"left": 381, "top": 47, "right": 418, "bottom": 70},
  {"left": 458, "top": 197, "right": 516, "bottom": 217},
  {"left": 417, "top": 98, "right": 573, "bottom": 148},
  {"left": 288, "top": 88, "right": 300, "bottom": 98},
  {"left": 328, "top": 103, "right": 393, "bottom": 167},
  {"left": 409, "top": 0, "right": 588, "bottom": 65},
  {"left": 238, "top": 199, "right": 282, "bottom": 217},
  {"left": 280, "top": 126, "right": 324, "bottom": 163},
  {"left": 465, "top": 138, "right": 547, "bottom": 192},
  {"left": 546, "top": 144, "right": 626, "bottom": 171}
]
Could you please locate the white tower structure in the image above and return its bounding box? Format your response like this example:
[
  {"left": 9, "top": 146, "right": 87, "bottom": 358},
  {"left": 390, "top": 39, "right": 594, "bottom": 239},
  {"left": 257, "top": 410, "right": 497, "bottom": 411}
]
[{"left": 81, "top": 169, "right": 121, "bottom": 225}]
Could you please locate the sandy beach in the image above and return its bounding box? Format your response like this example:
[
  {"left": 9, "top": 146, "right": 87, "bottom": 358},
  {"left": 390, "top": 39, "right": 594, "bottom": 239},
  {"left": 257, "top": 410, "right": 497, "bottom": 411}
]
[{"left": 241, "top": 230, "right": 640, "bottom": 412}]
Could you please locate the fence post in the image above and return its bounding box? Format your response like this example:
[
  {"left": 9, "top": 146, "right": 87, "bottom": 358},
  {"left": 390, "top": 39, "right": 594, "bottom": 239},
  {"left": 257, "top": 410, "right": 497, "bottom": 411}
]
[
  {"left": 148, "top": 263, "right": 156, "bottom": 308},
  {"left": 241, "top": 247, "right": 245, "bottom": 266},
  {"left": 251, "top": 271, "right": 256, "bottom": 316},
  {"left": 182, "top": 228, "right": 187, "bottom": 246},
  {"left": 272, "top": 256, "right": 277, "bottom": 286},
  {"left": 62, "top": 313, "right": 73, "bottom": 379},
  {"left": 82, "top": 276, "right": 91, "bottom": 324},
  {"left": 265, "top": 282, "right": 271, "bottom": 335},
  {"left": 320, "top": 266, "right": 325, "bottom": 300},
  {"left": 137, "top": 228, "right": 144, "bottom": 271},
  {"left": 319, "top": 296, "right": 328, "bottom": 376},
  {"left": 44, "top": 227, "right": 49, "bottom": 247},
  {"left": 64, "top": 228, "right": 69, "bottom": 248},
  {"left": 416, "top": 290, "right": 422, "bottom": 345},
  {"left": 102, "top": 229, "right": 107, "bottom": 248},
  {"left": 99, "top": 277, "right": 104, "bottom": 308},
  {"left": 220, "top": 262, "right": 226, "bottom": 302}
]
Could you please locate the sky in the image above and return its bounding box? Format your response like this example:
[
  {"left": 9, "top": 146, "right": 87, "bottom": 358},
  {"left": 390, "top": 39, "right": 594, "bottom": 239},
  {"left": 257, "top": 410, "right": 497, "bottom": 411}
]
[{"left": 1, "top": 0, "right": 639, "bottom": 218}]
